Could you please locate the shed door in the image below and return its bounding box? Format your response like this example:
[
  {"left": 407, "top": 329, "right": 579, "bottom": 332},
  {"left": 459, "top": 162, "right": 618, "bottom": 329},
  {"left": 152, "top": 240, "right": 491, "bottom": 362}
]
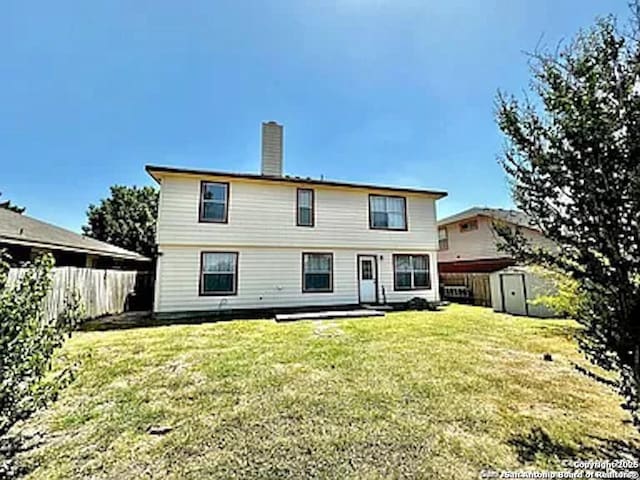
[{"left": 501, "top": 274, "right": 527, "bottom": 316}]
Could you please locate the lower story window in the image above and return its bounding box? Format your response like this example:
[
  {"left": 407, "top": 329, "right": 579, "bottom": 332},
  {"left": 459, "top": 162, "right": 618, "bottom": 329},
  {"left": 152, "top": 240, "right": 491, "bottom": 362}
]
[
  {"left": 302, "top": 252, "right": 333, "bottom": 292},
  {"left": 393, "top": 254, "right": 430, "bottom": 290},
  {"left": 200, "top": 252, "right": 238, "bottom": 295}
]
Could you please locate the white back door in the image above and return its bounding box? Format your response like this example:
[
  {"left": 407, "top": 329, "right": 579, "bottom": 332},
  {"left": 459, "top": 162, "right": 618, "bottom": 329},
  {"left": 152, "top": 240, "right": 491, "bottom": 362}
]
[{"left": 358, "top": 256, "right": 377, "bottom": 304}]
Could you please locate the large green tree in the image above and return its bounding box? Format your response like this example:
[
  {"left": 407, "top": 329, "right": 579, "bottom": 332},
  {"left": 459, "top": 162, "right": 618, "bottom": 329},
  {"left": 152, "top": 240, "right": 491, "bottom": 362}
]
[
  {"left": 495, "top": 12, "right": 640, "bottom": 424},
  {"left": 83, "top": 185, "right": 158, "bottom": 258}
]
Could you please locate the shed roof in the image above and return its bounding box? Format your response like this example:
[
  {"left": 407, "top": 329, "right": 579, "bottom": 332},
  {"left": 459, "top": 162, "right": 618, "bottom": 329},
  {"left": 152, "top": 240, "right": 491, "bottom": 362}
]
[{"left": 0, "top": 208, "right": 150, "bottom": 261}]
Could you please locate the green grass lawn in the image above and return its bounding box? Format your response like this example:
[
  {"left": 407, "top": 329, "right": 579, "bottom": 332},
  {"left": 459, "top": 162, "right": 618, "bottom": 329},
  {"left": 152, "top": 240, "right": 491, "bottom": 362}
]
[{"left": 19, "top": 304, "right": 639, "bottom": 479}]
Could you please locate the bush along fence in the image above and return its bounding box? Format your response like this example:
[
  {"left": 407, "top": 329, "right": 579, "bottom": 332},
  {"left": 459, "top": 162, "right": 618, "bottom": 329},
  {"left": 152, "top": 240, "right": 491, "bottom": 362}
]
[{"left": 6, "top": 267, "right": 153, "bottom": 321}]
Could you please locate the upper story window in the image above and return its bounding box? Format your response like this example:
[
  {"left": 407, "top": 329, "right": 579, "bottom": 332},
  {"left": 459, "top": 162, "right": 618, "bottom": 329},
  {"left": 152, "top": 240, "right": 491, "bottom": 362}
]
[
  {"left": 393, "top": 254, "right": 430, "bottom": 291},
  {"left": 369, "top": 195, "right": 407, "bottom": 230},
  {"left": 200, "top": 181, "right": 229, "bottom": 223},
  {"left": 459, "top": 219, "right": 478, "bottom": 233},
  {"left": 200, "top": 252, "right": 238, "bottom": 295},
  {"left": 438, "top": 227, "right": 449, "bottom": 250},
  {"left": 297, "top": 188, "right": 315, "bottom": 227}
]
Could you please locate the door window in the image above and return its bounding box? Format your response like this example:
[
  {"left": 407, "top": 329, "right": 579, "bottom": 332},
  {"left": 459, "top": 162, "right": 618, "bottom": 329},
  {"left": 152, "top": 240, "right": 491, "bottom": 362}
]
[{"left": 362, "top": 260, "right": 373, "bottom": 280}]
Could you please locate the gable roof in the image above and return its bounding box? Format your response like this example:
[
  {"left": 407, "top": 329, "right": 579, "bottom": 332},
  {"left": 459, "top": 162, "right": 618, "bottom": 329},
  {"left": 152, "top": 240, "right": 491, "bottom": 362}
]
[
  {"left": 438, "top": 207, "right": 538, "bottom": 230},
  {"left": 146, "top": 165, "right": 448, "bottom": 199},
  {"left": 0, "top": 208, "right": 150, "bottom": 261}
]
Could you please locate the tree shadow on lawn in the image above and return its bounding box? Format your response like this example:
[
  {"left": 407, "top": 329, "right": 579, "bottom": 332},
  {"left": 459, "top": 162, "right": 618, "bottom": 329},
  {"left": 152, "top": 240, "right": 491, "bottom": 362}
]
[
  {"left": 1, "top": 431, "right": 48, "bottom": 479},
  {"left": 508, "top": 426, "right": 640, "bottom": 464},
  {"left": 526, "top": 322, "right": 580, "bottom": 340}
]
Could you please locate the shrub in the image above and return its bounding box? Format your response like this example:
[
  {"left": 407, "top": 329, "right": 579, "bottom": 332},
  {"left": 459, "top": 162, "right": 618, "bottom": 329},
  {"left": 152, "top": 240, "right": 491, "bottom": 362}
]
[
  {"left": 0, "top": 252, "right": 83, "bottom": 477},
  {"left": 527, "top": 267, "right": 586, "bottom": 318},
  {"left": 406, "top": 297, "right": 438, "bottom": 311}
]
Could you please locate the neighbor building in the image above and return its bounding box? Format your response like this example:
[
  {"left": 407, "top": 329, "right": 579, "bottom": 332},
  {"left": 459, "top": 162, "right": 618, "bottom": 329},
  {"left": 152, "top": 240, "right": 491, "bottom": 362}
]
[
  {"left": 147, "top": 121, "right": 447, "bottom": 316},
  {"left": 437, "top": 207, "right": 546, "bottom": 273},
  {"left": 436, "top": 207, "right": 554, "bottom": 310},
  {"left": 0, "top": 208, "right": 150, "bottom": 268}
]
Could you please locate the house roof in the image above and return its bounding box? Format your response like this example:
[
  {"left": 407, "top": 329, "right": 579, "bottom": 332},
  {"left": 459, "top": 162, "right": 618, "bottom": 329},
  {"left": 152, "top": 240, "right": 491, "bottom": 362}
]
[
  {"left": 438, "top": 207, "right": 538, "bottom": 230},
  {"left": 146, "top": 165, "right": 448, "bottom": 199},
  {"left": 0, "top": 208, "right": 150, "bottom": 262}
]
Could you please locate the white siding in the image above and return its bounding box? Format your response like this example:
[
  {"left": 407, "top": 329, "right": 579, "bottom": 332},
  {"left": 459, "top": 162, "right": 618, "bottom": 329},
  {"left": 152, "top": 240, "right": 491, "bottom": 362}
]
[
  {"left": 156, "top": 174, "right": 438, "bottom": 250},
  {"left": 156, "top": 246, "right": 439, "bottom": 313},
  {"left": 438, "top": 216, "right": 549, "bottom": 263},
  {"left": 154, "top": 172, "right": 441, "bottom": 313}
]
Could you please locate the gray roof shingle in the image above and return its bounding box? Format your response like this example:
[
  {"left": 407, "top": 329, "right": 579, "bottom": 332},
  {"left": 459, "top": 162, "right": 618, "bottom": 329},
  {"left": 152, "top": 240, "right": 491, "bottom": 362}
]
[
  {"left": 0, "top": 208, "right": 150, "bottom": 261},
  {"left": 438, "top": 207, "right": 538, "bottom": 230}
]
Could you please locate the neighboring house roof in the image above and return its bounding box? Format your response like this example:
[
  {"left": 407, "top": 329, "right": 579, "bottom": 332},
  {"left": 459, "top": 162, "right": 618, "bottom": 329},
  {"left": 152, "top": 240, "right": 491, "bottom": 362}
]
[
  {"left": 0, "top": 208, "right": 150, "bottom": 262},
  {"left": 146, "top": 165, "right": 448, "bottom": 199},
  {"left": 438, "top": 207, "right": 538, "bottom": 231}
]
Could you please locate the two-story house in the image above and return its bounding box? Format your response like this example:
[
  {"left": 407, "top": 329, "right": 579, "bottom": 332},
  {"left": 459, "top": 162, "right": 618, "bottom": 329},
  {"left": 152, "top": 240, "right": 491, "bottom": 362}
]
[
  {"left": 437, "top": 207, "right": 547, "bottom": 274},
  {"left": 147, "top": 122, "right": 447, "bottom": 316}
]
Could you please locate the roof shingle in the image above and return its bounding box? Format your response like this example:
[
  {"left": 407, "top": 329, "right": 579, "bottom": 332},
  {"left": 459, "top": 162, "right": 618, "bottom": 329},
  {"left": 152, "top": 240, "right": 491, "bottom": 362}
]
[
  {"left": 438, "top": 207, "right": 538, "bottom": 230},
  {"left": 0, "top": 208, "right": 150, "bottom": 261}
]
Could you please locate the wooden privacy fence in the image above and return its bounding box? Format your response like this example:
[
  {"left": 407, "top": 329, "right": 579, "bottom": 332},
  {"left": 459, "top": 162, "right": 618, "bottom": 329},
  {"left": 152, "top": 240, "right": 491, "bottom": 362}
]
[
  {"left": 7, "top": 267, "right": 153, "bottom": 321},
  {"left": 440, "top": 272, "right": 492, "bottom": 307}
]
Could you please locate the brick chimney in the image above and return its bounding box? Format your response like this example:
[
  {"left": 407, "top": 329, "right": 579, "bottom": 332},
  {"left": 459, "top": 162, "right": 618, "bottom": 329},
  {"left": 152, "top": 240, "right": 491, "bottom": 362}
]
[{"left": 261, "top": 121, "right": 283, "bottom": 177}]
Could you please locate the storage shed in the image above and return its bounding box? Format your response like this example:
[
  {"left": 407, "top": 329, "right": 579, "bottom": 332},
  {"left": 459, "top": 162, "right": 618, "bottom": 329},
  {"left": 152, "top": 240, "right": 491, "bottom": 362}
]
[{"left": 489, "top": 266, "right": 557, "bottom": 318}]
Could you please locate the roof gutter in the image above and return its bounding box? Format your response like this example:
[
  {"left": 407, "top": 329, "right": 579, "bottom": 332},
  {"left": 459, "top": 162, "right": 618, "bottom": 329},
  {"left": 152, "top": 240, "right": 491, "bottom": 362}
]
[
  {"left": 0, "top": 236, "right": 151, "bottom": 262},
  {"left": 145, "top": 165, "right": 447, "bottom": 199}
]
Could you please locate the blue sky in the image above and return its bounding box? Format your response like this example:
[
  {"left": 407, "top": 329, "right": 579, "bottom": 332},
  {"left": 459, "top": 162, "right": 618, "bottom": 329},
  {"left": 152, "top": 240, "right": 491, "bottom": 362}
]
[{"left": 1, "top": 1, "right": 632, "bottom": 232}]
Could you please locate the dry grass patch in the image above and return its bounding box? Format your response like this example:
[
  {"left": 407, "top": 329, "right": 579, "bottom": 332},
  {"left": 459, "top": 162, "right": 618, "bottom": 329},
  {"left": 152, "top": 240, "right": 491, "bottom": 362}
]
[{"left": 16, "top": 304, "right": 640, "bottom": 479}]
